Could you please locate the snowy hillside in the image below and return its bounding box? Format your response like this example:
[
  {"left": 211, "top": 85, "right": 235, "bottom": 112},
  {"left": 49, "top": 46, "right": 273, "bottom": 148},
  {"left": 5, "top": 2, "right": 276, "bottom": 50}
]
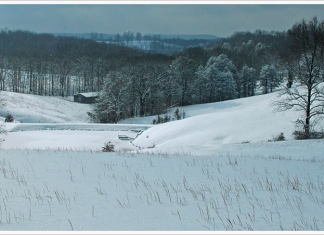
[
  {"left": 131, "top": 91, "right": 310, "bottom": 155},
  {"left": 0, "top": 91, "right": 92, "bottom": 123},
  {"left": 1, "top": 89, "right": 323, "bottom": 154}
]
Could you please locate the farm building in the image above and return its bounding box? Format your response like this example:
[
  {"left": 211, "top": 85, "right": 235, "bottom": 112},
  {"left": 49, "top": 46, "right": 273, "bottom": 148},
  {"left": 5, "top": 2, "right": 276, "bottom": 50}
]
[{"left": 73, "top": 92, "right": 99, "bottom": 104}]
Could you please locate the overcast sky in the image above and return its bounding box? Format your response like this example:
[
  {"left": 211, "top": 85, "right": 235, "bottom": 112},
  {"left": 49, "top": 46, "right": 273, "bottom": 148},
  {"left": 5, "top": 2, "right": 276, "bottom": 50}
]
[{"left": 0, "top": 3, "right": 323, "bottom": 37}]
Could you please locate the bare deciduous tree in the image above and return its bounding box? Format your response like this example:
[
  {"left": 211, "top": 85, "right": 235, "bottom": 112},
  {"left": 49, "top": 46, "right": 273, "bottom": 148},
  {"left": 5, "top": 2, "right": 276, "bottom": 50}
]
[{"left": 274, "top": 17, "right": 324, "bottom": 138}]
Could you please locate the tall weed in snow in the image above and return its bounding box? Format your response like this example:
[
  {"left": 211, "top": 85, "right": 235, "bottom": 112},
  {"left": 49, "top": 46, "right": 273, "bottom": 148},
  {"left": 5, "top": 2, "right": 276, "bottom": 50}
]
[
  {"left": 0, "top": 149, "right": 323, "bottom": 230},
  {"left": 0, "top": 121, "right": 6, "bottom": 146}
]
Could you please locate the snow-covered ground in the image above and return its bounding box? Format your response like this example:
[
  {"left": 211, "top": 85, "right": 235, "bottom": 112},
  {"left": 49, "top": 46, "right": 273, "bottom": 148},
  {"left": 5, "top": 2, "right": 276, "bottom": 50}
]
[
  {"left": 132, "top": 92, "right": 300, "bottom": 155},
  {"left": 0, "top": 90, "right": 324, "bottom": 232},
  {"left": 0, "top": 91, "right": 93, "bottom": 123}
]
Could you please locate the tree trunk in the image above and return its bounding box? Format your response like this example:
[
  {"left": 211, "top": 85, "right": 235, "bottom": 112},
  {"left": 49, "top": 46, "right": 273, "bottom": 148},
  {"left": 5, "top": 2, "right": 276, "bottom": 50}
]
[
  {"left": 139, "top": 96, "right": 145, "bottom": 117},
  {"left": 305, "top": 82, "right": 312, "bottom": 138}
]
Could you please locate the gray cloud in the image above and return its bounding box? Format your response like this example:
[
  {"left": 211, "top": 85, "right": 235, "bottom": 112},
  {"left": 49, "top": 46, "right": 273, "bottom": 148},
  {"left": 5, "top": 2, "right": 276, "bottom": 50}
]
[{"left": 0, "top": 4, "right": 323, "bottom": 37}]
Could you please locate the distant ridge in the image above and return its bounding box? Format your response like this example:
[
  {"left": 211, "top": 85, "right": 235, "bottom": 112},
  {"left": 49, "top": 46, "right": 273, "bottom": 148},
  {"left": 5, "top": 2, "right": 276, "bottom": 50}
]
[
  {"left": 50, "top": 32, "right": 221, "bottom": 54},
  {"left": 51, "top": 32, "right": 220, "bottom": 40},
  {"left": 159, "top": 34, "right": 220, "bottom": 40}
]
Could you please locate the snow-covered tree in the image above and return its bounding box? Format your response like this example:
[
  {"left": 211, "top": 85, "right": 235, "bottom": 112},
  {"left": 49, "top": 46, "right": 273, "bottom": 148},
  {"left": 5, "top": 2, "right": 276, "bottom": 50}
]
[
  {"left": 259, "top": 64, "right": 280, "bottom": 94},
  {"left": 145, "top": 62, "right": 169, "bottom": 115},
  {"left": 129, "top": 62, "right": 154, "bottom": 117},
  {"left": 193, "top": 65, "right": 209, "bottom": 103},
  {"left": 204, "top": 54, "right": 238, "bottom": 102},
  {"left": 169, "top": 56, "right": 196, "bottom": 106},
  {"left": 221, "top": 42, "right": 232, "bottom": 54},
  {"left": 92, "top": 70, "right": 130, "bottom": 123},
  {"left": 240, "top": 65, "right": 256, "bottom": 97}
]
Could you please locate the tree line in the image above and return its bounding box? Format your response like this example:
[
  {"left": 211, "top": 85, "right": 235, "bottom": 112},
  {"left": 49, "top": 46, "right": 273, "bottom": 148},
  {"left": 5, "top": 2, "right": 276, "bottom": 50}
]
[
  {"left": 91, "top": 29, "right": 287, "bottom": 123},
  {"left": 0, "top": 29, "right": 144, "bottom": 96},
  {"left": 0, "top": 29, "right": 284, "bottom": 103},
  {"left": 93, "top": 16, "right": 324, "bottom": 141}
]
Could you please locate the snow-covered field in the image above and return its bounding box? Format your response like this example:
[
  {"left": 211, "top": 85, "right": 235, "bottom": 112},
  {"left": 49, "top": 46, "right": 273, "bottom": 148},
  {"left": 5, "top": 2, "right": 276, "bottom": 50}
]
[
  {"left": 0, "top": 91, "right": 93, "bottom": 123},
  {"left": 0, "top": 90, "right": 324, "bottom": 232}
]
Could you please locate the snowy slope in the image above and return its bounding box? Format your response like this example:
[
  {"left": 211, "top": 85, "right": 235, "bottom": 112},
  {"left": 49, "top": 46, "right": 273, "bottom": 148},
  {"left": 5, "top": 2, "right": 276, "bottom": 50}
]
[
  {"left": 1, "top": 89, "right": 323, "bottom": 155},
  {"left": 132, "top": 91, "right": 309, "bottom": 155},
  {"left": 0, "top": 91, "right": 92, "bottom": 123}
]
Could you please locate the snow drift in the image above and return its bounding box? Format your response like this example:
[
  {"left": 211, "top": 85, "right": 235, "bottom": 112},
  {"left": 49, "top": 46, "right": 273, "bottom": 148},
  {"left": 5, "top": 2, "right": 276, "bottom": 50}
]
[{"left": 132, "top": 91, "right": 304, "bottom": 154}]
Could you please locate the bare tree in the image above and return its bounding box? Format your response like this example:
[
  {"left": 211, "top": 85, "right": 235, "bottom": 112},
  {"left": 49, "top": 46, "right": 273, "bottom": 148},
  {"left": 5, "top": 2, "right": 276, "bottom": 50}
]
[
  {"left": 55, "top": 59, "right": 73, "bottom": 97},
  {"left": 274, "top": 17, "right": 324, "bottom": 138},
  {"left": 259, "top": 64, "right": 280, "bottom": 94}
]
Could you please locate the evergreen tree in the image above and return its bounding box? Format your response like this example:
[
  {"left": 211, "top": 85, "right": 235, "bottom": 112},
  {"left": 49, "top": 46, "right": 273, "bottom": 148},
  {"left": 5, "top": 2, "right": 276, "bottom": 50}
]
[{"left": 91, "top": 70, "right": 130, "bottom": 123}]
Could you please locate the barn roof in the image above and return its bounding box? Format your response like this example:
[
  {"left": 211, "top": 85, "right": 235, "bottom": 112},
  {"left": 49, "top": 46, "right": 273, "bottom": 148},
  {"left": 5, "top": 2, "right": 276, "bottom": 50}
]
[{"left": 75, "top": 92, "right": 99, "bottom": 98}]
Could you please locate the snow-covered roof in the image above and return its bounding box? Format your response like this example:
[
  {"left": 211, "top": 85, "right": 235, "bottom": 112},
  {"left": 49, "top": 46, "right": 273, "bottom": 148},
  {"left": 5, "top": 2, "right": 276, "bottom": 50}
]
[{"left": 75, "top": 92, "right": 99, "bottom": 98}]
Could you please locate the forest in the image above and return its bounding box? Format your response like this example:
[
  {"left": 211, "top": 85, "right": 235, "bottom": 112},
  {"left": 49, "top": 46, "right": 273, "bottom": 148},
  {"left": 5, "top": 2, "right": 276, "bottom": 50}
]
[{"left": 0, "top": 16, "right": 323, "bottom": 126}]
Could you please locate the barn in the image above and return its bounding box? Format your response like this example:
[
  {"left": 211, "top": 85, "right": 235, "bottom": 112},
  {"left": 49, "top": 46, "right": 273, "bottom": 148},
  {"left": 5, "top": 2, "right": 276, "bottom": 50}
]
[{"left": 73, "top": 92, "right": 99, "bottom": 104}]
